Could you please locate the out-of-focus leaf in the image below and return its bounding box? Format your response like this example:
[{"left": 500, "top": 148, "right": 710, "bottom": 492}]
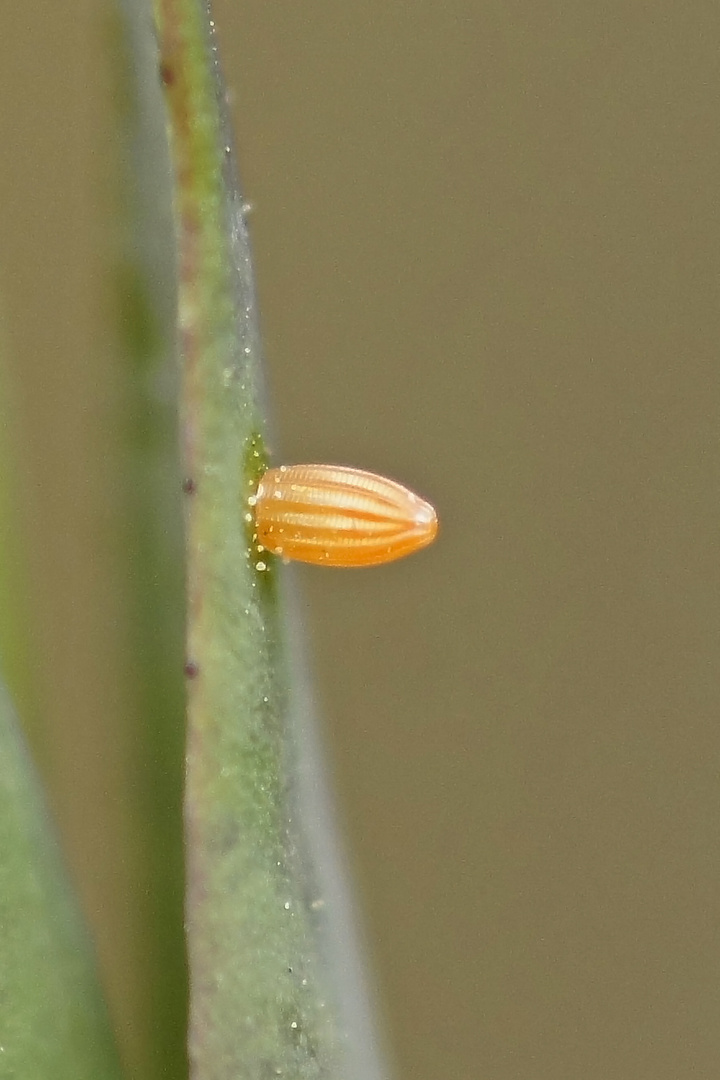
[
  {"left": 114, "top": 0, "right": 188, "bottom": 1074},
  {"left": 0, "top": 682, "right": 124, "bottom": 1080}
]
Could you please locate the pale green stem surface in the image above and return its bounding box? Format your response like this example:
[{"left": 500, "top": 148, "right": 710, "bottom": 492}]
[{"left": 153, "top": 1, "right": 386, "bottom": 1077}]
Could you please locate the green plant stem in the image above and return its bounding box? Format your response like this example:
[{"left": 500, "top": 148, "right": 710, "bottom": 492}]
[{"left": 153, "top": 1, "right": 353, "bottom": 1076}]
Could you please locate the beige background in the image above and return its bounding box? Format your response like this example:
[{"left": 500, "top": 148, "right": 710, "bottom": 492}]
[{"left": 2, "top": 1, "right": 720, "bottom": 1078}]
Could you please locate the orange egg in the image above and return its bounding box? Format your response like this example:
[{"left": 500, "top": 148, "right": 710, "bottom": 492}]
[{"left": 251, "top": 464, "right": 438, "bottom": 567}]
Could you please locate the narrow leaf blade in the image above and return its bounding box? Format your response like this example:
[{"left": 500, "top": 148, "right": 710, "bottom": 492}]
[{"left": 0, "top": 684, "right": 124, "bottom": 1080}]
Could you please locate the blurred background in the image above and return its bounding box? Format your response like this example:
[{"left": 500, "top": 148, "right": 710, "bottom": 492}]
[{"left": 2, "top": 1, "right": 720, "bottom": 1078}]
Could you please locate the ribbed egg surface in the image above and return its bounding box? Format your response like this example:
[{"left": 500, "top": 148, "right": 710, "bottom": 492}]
[{"left": 253, "top": 464, "right": 438, "bottom": 567}]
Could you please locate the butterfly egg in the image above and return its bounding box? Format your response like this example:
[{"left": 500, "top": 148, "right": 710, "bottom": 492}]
[{"left": 252, "top": 464, "right": 438, "bottom": 567}]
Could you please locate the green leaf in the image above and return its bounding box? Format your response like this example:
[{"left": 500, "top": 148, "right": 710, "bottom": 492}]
[
  {"left": 153, "top": 1, "right": 387, "bottom": 1077},
  {"left": 0, "top": 683, "right": 124, "bottom": 1080}
]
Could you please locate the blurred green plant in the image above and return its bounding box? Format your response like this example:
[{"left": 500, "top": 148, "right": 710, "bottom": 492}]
[{"left": 0, "top": 683, "right": 124, "bottom": 1080}]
